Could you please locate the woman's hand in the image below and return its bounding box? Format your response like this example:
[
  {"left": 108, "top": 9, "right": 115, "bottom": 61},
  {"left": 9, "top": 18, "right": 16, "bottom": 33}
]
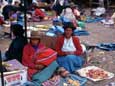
[
  {"left": 65, "top": 51, "right": 75, "bottom": 55},
  {"left": 35, "top": 64, "right": 45, "bottom": 70}
]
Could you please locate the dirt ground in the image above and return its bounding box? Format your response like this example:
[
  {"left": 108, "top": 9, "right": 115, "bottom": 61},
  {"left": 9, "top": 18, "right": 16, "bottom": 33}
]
[
  {"left": 79, "top": 23, "right": 115, "bottom": 86},
  {"left": 0, "top": 20, "right": 115, "bottom": 86}
]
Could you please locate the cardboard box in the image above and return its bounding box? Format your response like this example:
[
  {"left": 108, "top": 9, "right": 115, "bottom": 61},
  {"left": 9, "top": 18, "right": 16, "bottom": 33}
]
[{"left": 0, "top": 59, "right": 27, "bottom": 86}]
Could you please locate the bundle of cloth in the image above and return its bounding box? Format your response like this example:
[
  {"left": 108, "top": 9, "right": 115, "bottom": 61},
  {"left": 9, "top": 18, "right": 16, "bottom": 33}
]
[
  {"left": 74, "top": 29, "right": 89, "bottom": 36},
  {"left": 96, "top": 43, "right": 115, "bottom": 51},
  {"left": 85, "top": 16, "right": 104, "bottom": 23}
]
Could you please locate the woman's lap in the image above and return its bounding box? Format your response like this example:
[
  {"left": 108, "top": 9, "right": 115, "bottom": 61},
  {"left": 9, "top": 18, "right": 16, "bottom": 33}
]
[
  {"left": 57, "top": 55, "right": 84, "bottom": 73},
  {"left": 32, "top": 61, "right": 59, "bottom": 85}
]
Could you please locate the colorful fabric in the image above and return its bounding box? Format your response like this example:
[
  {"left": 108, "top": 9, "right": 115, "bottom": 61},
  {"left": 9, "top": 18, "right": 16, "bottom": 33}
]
[
  {"left": 60, "top": 16, "right": 71, "bottom": 23},
  {"left": 46, "top": 25, "right": 64, "bottom": 37},
  {"left": 85, "top": 17, "right": 104, "bottom": 23},
  {"left": 22, "top": 43, "right": 46, "bottom": 80},
  {"left": 34, "top": 8, "right": 45, "bottom": 18},
  {"left": 77, "top": 21, "right": 85, "bottom": 29},
  {"left": 42, "top": 75, "right": 61, "bottom": 86},
  {"left": 35, "top": 48, "right": 57, "bottom": 66},
  {"left": 61, "top": 74, "right": 87, "bottom": 86},
  {"left": 74, "top": 30, "right": 89, "bottom": 36}
]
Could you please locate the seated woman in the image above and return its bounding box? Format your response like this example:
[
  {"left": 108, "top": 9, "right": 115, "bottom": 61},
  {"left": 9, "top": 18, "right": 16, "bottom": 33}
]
[
  {"left": 55, "top": 22, "right": 84, "bottom": 73},
  {"left": 61, "top": 7, "right": 77, "bottom": 27},
  {"left": 22, "top": 31, "right": 58, "bottom": 85},
  {"left": 29, "top": 7, "right": 50, "bottom": 21},
  {"left": 70, "top": 3, "right": 81, "bottom": 20},
  {"left": 5, "top": 24, "right": 27, "bottom": 62}
]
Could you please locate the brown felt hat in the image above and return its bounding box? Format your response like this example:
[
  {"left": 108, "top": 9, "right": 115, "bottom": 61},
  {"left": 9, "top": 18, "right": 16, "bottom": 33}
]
[{"left": 28, "top": 31, "right": 41, "bottom": 39}]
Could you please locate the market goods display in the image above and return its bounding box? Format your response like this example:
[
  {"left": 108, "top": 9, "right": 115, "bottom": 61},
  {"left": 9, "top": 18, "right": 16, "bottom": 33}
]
[
  {"left": 77, "top": 66, "right": 114, "bottom": 81},
  {"left": 86, "top": 69, "right": 108, "bottom": 79}
]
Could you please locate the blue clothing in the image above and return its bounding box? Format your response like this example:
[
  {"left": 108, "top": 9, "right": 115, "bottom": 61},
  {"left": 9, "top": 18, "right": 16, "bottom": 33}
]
[
  {"left": 74, "top": 30, "right": 90, "bottom": 36},
  {"left": 32, "top": 45, "right": 38, "bottom": 51},
  {"left": 96, "top": 43, "right": 115, "bottom": 51},
  {"left": 85, "top": 17, "right": 104, "bottom": 23},
  {"left": 61, "top": 74, "right": 87, "bottom": 86},
  {"left": 46, "top": 25, "right": 64, "bottom": 36},
  {"left": 57, "top": 55, "right": 84, "bottom": 73}
]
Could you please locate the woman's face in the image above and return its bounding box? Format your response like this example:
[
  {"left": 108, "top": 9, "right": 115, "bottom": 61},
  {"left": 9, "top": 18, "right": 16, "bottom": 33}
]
[
  {"left": 30, "top": 38, "right": 40, "bottom": 46},
  {"left": 64, "top": 28, "right": 73, "bottom": 38}
]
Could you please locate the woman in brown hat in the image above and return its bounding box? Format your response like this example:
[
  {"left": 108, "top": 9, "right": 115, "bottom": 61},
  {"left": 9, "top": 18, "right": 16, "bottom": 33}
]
[{"left": 22, "top": 31, "right": 58, "bottom": 83}]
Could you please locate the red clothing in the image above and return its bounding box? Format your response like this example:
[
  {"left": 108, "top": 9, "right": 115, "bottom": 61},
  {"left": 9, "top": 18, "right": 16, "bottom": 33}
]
[
  {"left": 35, "top": 8, "right": 45, "bottom": 18},
  {"left": 55, "top": 36, "right": 83, "bottom": 56},
  {"left": 22, "top": 43, "right": 45, "bottom": 80},
  {"left": 0, "top": 17, "right": 4, "bottom": 25}
]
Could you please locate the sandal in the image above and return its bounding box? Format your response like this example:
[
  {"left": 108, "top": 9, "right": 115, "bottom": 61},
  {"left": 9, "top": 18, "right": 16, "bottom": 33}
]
[{"left": 57, "top": 67, "right": 70, "bottom": 77}]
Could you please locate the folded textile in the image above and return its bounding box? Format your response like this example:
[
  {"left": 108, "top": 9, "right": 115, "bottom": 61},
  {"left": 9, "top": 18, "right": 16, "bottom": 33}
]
[
  {"left": 77, "top": 21, "right": 85, "bottom": 29},
  {"left": 101, "top": 19, "right": 114, "bottom": 25},
  {"left": 46, "top": 25, "right": 64, "bottom": 37},
  {"left": 46, "top": 32, "right": 56, "bottom": 37},
  {"left": 85, "top": 17, "right": 104, "bottom": 23},
  {"left": 74, "top": 30, "right": 89, "bottom": 36},
  {"left": 96, "top": 43, "right": 115, "bottom": 51}
]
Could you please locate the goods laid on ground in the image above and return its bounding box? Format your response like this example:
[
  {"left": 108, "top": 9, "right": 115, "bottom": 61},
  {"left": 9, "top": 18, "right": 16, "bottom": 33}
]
[
  {"left": 77, "top": 66, "right": 114, "bottom": 82},
  {"left": 0, "top": 59, "right": 27, "bottom": 86}
]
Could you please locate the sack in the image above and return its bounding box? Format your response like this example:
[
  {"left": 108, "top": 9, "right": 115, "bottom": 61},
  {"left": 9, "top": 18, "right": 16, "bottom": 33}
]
[{"left": 35, "top": 48, "right": 57, "bottom": 66}]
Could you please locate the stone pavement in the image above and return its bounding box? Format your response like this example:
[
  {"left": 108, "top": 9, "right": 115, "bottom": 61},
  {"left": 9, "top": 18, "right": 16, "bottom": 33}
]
[{"left": 0, "top": 21, "right": 115, "bottom": 86}]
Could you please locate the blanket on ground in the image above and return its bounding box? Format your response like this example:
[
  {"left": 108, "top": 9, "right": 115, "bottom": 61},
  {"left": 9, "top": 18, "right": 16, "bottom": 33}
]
[{"left": 96, "top": 43, "right": 115, "bottom": 51}]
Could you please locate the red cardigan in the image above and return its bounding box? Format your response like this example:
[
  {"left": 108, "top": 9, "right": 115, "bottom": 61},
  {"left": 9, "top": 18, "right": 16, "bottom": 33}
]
[
  {"left": 55, "top": 36, "right": 83, "bottom": 56},
  {"left": 22, "top": 43, "right": 45, "bottom": 69},
  {"left": 22, "top": 43, "right": 45, "bottom": 80}
]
